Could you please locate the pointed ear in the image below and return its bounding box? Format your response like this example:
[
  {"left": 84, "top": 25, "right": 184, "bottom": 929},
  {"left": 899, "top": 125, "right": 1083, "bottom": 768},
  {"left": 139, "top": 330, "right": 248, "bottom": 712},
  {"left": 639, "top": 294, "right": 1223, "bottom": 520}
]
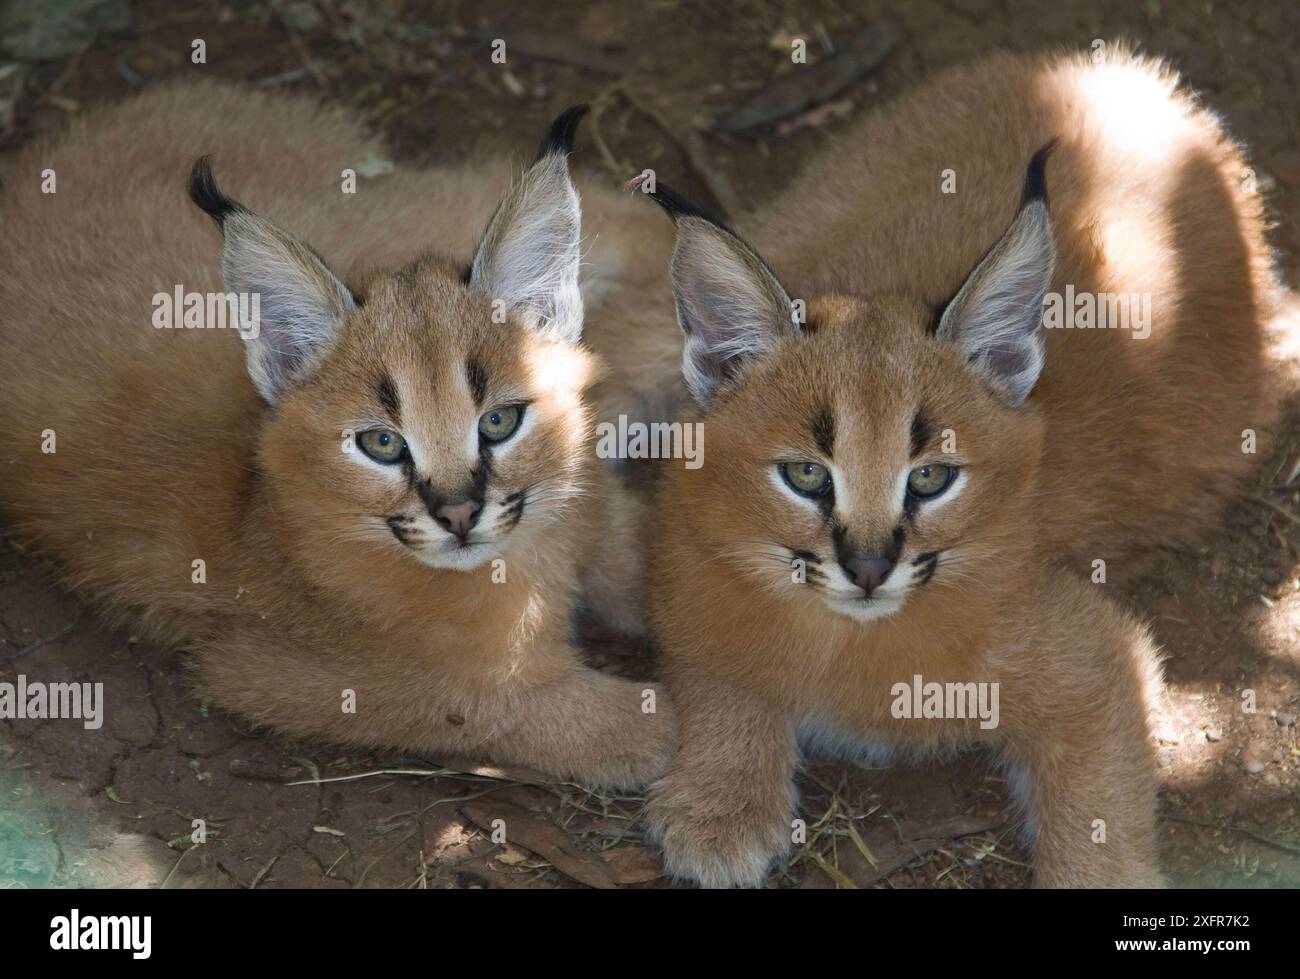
[
  {"left": 937, "top": 141, "right": 1058, "bottom": 407},
  {"left": 646, "top": 184, "right": 797, "bottom": 406},
  {"left": 469, "top": 106, "right": 587, "bottom": 344},
  {"left": 189, "top": 157, "right": 356, "bottom": 405}
]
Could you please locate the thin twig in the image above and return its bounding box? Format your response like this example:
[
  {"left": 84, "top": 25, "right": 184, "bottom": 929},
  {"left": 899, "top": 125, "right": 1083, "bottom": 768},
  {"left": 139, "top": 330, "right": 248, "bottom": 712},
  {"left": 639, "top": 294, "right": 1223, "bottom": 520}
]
[
  {"left": 1, "top": 614, "right": 81, "bottom": 663},
  {"left": 287, "top": 767, "right": 457, "bottom": 786},
  {"left": 159, "top": 848, "right": 190, "bottom": 889},
  {"left": 249, "top": 855, "right": 278, "bottom": 889}
]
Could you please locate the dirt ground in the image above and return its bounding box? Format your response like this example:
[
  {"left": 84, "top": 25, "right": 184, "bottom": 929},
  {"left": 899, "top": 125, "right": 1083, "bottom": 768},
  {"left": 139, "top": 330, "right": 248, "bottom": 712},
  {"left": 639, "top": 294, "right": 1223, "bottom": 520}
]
[{"left": 1, "top": 0, "right": 1297, "bottom": 889}]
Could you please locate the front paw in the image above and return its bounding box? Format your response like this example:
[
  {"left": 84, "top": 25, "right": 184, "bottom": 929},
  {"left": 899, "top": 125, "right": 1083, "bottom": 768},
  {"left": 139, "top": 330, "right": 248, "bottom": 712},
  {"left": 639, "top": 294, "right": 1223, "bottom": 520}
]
[{"left": 644, "top": 770, "right": 793, "bottom": 888}]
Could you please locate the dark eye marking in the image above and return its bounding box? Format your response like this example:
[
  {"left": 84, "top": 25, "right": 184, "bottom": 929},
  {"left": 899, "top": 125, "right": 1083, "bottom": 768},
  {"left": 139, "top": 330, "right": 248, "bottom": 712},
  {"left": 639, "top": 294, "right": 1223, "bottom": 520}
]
[
  {"left": 811, "top": 408, "right": 835, "bottom": 458},
  {"left": 467, "top": 358, "right": 488, "bottom": 406},
  {"left": 471, "top": 455, "right": 493, "bottom": 497},
  {"left": 377, "top": 374, "right": 400, "bottom": 422},
  {"left": 887, "top": 525, "right": 905, "bottom": 564},
  {"left": 910, "top": 411, "right": 931, "bottom": 459},
  {"left": 413, "top": 477, "right": 437, "bottom": 514},
  {"left": 789, "top": 548, "right": 822, "bottom": 565}
]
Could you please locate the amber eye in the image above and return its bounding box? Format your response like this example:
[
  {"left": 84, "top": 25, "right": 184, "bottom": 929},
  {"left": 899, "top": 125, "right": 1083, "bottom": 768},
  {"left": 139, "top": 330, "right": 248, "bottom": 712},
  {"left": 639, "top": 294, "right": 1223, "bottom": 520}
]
[
  {"left": 907, "top": 464, "right": 956, "bottom": 499},
  {"left": 780, "top": 461, "right": 832, "bottom": 498},
  {"left": 478, "top": 405, "right": 522, "bottom": 443},
  {"left": 358, "top": 428, "right": 407, "bottom": 464}
]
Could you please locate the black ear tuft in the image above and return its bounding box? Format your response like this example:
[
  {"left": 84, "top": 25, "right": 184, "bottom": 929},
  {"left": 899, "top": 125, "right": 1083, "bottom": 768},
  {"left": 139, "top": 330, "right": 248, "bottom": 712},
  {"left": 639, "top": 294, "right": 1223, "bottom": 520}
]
[
  {"left": 641, "top": 180, "right": 732, "bottom": 232},
  {"left": 1021, "top": 138, "right": 1059, "bottom": 207},
  {"left": 188, "top": 156, "right": 240, "bottom": 227},
  {"left": 534, "top": 105, "right": 589, "bottom": 162}
]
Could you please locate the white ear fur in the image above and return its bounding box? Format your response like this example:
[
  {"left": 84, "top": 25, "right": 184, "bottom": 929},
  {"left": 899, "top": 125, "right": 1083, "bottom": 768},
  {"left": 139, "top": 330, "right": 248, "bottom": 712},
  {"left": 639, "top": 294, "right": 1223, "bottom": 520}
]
[
  {"left": 670, "top": 216, "right": 796, "bottom": 405},
  {"left": 937, "top": 146, "right": 1057, "bottom": 407},
  {"left": 470, "top": 150, "right": 583, "bottom": 344},
  {"left": 190, "top": 158, "right": 355, "bottom": 405},
  {"left": 220, "top": 210, "right": 357, "bottom": 403}
]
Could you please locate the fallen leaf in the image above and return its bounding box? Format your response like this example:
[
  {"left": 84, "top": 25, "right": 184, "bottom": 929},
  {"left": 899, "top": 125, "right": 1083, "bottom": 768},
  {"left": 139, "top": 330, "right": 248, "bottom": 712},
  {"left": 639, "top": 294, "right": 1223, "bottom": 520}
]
[{"left": 461, "top": 799, "right": 618, "bottom": 889}]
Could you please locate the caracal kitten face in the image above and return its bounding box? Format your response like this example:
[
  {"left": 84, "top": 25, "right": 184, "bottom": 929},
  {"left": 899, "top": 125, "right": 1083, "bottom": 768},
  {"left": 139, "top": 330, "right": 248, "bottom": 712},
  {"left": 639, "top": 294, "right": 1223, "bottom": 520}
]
[
  {"left": 196, "top": 127, "right": 595, "bottom": 576},
  {"left": 0, "top": 88, "right": 672, "bottom": 789},
  {"left": 647, "top": 149, "right": 1056, "bottom": 627}
]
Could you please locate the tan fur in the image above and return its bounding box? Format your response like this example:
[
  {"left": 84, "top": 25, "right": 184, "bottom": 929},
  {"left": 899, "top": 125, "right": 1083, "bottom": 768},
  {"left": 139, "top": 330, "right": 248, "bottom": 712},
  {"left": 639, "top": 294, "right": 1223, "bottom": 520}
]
[
  {"left": 634, "top": 48, "right": 1278, "bottom": 885},
  {"left": 0, "top": 81, "right": 674, "bottom": 790}
]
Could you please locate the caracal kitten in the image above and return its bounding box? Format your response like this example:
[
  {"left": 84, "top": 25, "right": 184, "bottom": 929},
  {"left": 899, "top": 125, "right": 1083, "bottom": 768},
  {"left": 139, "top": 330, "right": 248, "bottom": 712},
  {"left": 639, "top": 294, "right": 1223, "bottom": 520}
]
[
  {"left": 0, "top": 83, "right": 674, "bottom": 789},
  {"left": 631, "top": 48, "right": 1277, "bottom": 885}
]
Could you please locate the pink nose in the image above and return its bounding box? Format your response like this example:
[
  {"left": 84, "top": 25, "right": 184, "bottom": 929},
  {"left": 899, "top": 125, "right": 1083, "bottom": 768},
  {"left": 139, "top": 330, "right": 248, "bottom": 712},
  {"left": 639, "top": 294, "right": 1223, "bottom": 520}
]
[
  {"left": 844, "top": 555, "right": 894, "bottom": 595},
  {"left": 434, "top": 499, "right": 481, "bottom": 538}
]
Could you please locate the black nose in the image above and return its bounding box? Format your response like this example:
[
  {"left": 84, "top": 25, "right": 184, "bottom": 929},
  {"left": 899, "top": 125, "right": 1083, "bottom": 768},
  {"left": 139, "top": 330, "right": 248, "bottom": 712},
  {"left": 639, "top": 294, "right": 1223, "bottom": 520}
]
[
  {"left": 434, "top": 498, "right": 481, "bottom": 538},
  {"left": 843, "top": 554, "right": 894, "bottom": 595}
]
